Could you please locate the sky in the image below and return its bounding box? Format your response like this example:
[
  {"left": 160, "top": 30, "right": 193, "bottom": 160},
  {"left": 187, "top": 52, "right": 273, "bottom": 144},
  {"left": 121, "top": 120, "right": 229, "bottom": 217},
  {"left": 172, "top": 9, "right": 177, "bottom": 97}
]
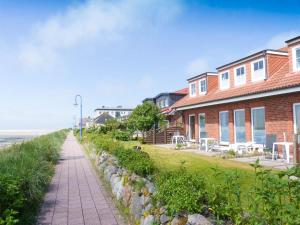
[{"left": 1, "top": 0, "right": 300, "bottom": 130}]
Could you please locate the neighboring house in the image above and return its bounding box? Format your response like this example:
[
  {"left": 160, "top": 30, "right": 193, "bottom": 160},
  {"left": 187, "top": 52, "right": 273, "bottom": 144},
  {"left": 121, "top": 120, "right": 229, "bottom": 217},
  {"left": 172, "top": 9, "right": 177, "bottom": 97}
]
[
  {"left": 94, "top": 106, "right": 133, "bottom": 120},
  {"left": 78, "top": 117, "right": 93, "bottom": 128},
  {"left": 143, "top": 88, "right": 188, "bottom": 126},
  {"left": 171, "top": 35, "right": 300, "bottom": 155},
  {"left": 93, "top": 113, "right": 114, "bottom": 126}
]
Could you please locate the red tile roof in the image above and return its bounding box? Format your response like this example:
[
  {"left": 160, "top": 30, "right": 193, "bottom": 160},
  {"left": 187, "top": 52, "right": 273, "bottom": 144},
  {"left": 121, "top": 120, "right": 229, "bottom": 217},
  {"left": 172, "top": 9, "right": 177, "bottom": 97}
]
[
  {"left": 173, "top": 62, "right": 300, "bottom": 109},
  {"left": 173, "top": 87, "right": 188, "bottom": 94}
]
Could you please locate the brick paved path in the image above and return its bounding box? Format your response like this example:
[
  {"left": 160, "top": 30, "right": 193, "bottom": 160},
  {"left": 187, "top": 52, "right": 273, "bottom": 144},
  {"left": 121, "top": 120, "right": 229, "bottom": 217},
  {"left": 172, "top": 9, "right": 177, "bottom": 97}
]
[{"left": 37, "top": 133, "right": 124, "bottom": 225}]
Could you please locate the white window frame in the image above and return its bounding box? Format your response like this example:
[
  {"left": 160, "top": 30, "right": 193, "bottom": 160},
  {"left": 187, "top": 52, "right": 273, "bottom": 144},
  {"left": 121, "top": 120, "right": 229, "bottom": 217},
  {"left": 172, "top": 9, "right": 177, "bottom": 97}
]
[
  {"left": 251, "top": 106, "right": 266, "bottom": 144},
  {"left": 220, "top": 71, "right": 230, "bottom": 90},
  {"left": 292, "top": 45, "right": 300, "bottom": 72},
  {"left": 198, "top": 113, "right": 206, "bottom": 139},
  {"left": 293, "top": 103, "right": 300, "bottom": 134},
  {"left": 199, "top": 78, "right": 207, "bottom": 95},
  {"left": 219, "top": 110, "right": 229, "bottom": 143},
  {"left": 233, "top": 109, "right": 246, "bottom": 143},
  {"left": 189, "top": 114, "right": 196, "bottom": 141},
  {"left": 234, "top": 65, "right": 246, "bottom": 86},
  {"left": 189, "top": 82, "right": 196, "bottom": 97},
  {"left": 251, "top": 58, "right": 266, "bottom": 82}
]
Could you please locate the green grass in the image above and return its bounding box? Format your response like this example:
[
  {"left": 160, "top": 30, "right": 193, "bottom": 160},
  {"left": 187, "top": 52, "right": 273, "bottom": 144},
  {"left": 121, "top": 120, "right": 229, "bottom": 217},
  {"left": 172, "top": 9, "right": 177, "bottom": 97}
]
[
  {"left": 0, "top": 130, "right": 67, "bottom": 225},
  {"left": 123, "top": 141, "right": 256, "bottom": 205}
]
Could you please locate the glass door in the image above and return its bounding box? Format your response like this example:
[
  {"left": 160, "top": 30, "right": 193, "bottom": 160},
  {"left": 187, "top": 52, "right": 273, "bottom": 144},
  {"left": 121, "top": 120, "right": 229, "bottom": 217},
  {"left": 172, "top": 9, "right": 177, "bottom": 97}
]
[
  {"left": 219, "top": 111, "right": 229, "bottom": 142},
  {"left": 189, "top": 115, "right": 195, "bottom": 140},
  {"left": 234, "top": 109, "right": 246, "bottom": 143},
  {"left": 251, "top": 107, "right": 266, "bottom": 144},
  {"left": 293, "top": 103, "right": 300, "bottom": 133},
  {"left": 199, "top": 113, "right": 206, "bottom": 139}
]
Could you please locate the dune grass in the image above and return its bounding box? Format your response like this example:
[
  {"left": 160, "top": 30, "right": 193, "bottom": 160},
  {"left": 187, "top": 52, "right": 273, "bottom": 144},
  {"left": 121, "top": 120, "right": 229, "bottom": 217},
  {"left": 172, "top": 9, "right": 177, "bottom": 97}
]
[{"left": 0, "top": 130, "right": 67, "bottom": 225}]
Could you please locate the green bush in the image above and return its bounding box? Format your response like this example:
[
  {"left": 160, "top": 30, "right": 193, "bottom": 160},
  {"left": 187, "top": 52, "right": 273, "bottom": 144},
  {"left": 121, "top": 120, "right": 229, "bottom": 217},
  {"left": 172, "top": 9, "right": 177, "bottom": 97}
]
[
  {"left": 207, "top": 168, "right": 243, "bottom": 224},
  {"left": 113, "top": 147, "right": 155, "bottom": 176},
  {"left": 154, "top": 169, "right": 206, "bottom": 216},
  {"left": 247, "top": 160, "right": 300, "bottom": 225},
  {"left": 112, "top": 130, "right": 131, "bottom": 141},
  {"left": 0, "top": 130, "right": 67, "bottom": 225}
]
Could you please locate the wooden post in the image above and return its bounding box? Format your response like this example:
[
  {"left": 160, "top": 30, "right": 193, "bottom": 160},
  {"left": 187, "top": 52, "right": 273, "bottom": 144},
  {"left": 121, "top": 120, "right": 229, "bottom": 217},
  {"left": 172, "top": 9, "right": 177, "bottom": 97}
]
[
  {"left": 294, "top": 134, "right": 300, "bottom": 166},
  {"left": 153, "top": 128, "right": 156, "bottom": 144},
  {"left": 164, "top": 129, "right": 167, "bottom": 144}
]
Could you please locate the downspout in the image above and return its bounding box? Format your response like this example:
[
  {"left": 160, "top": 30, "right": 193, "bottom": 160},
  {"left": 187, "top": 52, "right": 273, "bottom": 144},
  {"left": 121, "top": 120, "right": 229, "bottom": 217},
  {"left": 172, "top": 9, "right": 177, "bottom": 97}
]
[{"left": 264, "top": 50, "right": 268, "bottom": 80}]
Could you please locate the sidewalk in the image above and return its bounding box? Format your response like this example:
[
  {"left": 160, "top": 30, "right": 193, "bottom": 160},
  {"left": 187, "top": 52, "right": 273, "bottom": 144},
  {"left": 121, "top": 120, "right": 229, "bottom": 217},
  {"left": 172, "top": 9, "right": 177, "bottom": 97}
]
[{"left": 37, "top": 133, "right": 125, "bottom": 225}]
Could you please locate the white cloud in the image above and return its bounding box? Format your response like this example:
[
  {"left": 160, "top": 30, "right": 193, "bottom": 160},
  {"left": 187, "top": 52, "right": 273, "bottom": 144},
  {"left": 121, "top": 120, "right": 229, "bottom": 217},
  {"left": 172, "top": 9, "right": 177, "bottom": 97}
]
[
  {"left": 250, "top": 31, "right": 300, "bottom": 54},
  {"left": 19, "top": 0, "right": 182, "bottom": 68},
  {"left": 264, "top": 31, "right": 300, "bottom": 49},
  {"left": 186, "top": 58, "right": 210, "bottom": 76}
]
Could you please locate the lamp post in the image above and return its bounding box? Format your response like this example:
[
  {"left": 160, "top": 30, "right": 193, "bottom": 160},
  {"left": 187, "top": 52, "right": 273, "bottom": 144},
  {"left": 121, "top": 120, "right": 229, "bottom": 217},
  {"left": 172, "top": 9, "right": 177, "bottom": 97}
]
[{"left": 74, "top": 95, "right": 83, "bottom": 141}]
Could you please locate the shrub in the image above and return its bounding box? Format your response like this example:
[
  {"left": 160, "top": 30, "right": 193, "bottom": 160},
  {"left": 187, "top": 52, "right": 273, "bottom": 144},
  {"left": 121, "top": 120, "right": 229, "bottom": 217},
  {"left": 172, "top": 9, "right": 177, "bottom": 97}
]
[
  {"left": 113, "top": 147, "right": 155, "bottom": 176},
  {"left": 207, "top": 168, "right": 243, "bottom": 224},
  {"left": 154, "top": 169, "right": 207, "bottom": 216},
  {"left": 247, "top": 160, "right": 300, "bottom": 225},
  {"left": 112, "top": 130, "right": 131, "bottom": 141},
  {"left": 0, "top": 130, "right": 67, "bottom": 225}
]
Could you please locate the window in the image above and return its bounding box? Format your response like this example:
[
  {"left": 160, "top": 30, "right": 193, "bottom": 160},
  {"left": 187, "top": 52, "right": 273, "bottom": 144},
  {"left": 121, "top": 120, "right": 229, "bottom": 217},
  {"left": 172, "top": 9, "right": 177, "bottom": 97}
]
[
  {"left": 293, "top": 103, "right": 300, "bottom": 133},
  {"left": 251, "top": 107, "right": 266, "bottom": 144},
  {"left": 219, "top": 111, "right": 229, "bottom": 142},
  {"left": 164, "top": 98, "right": 168, "bottom": 108},
  {"left": 251, "top": 58, "right": 266, "bottom": 81},
  {"left": 234, "top": 65, "right": 246, "bottom": 85},
  {"left": 293, "top": 47, "right": 300, "bottom": 72},
  {"left": 199, "top": 78, "right": 207, "bottom": 94},
  {"left": 189, "top": 115, "right": 196, "bottom": 140},
  {"left": 189, "top": 82, "right": 196, "bottom": 97},
  {"left": 234, "top": 109, "right": 246, "bottom": 143},
  {"left": 199, "top": 113, "right": 206, "bottom": 139},
  {"left": 220, "top": 71, "right": 230, "bottom": 89}
]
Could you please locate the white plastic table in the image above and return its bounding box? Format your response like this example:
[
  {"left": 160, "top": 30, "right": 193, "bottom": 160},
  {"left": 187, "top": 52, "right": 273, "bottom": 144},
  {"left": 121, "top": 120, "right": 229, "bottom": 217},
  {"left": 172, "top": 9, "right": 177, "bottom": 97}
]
[
  {"left": 171, "top": 135, "right": 185, "bottom": 145},
  {"left": 272, "top": 142, "right": 293, "bottom": 163},
  {"left": 199, "top": 138, "right": 217, "bottom": 152}
]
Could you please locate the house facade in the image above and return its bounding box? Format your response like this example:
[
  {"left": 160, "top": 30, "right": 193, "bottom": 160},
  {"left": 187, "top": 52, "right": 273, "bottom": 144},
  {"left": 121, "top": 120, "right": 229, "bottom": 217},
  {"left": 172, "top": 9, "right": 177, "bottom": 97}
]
[
  {"left": 94, "top": 106, "right": 133, "bottom": 120},
  {"left": 143, "top": 88, "right": 188, "bottom": 126},
  {"left": 172, "top": 36, "right": 300, "bottom": 153}
]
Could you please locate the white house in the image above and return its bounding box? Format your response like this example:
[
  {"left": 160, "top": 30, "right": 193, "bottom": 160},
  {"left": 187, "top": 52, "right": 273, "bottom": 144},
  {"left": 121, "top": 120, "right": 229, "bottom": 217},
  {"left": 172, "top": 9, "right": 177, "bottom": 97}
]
[{"left": 93, "top": 106, "right": 133, "bottom": 120}]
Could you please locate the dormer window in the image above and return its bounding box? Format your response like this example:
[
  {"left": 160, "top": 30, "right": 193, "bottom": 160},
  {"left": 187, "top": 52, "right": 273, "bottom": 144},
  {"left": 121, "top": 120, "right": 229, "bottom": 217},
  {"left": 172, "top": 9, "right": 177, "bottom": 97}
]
[
  {"left": 292, "top": 46, "right": 300, "bottom": 72},
  {"left": 234, "top": 65, "right": 246, "bottom": 85},
  {"left": 220, "top": 71, "right": 230, "bottom": 90},
  {"left": 251, "top": 58, "right": 265, "bottom": 81},
  {"left": 199, "top": 78, "right": 207, "bottom": 95},
  {"left": 189, "top": 82, "right": 196, "bottom": 97}
]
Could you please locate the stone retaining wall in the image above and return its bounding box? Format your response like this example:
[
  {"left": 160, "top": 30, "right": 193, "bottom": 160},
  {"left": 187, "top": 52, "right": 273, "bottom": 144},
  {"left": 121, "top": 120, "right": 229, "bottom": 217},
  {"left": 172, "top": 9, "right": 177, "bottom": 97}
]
[{"left": 90, "top": 149, "right": 212, "bottom": 225}]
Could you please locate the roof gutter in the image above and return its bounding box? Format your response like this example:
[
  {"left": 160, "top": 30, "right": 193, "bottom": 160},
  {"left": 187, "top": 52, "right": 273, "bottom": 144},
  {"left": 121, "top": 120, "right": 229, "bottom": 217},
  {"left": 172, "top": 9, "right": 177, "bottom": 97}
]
[{"left": 174, "top": 86, "right": 300, "bottom": 111}]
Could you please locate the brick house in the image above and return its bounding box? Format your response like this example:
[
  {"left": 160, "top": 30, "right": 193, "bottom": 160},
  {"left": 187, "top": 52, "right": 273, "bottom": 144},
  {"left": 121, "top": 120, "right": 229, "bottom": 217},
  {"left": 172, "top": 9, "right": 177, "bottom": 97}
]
[
  {"left": 172, "top": 36, "right": 300, "bottom": 156},
  {"left": 143, "top": 88, "right": 188, "bottom": 126}
]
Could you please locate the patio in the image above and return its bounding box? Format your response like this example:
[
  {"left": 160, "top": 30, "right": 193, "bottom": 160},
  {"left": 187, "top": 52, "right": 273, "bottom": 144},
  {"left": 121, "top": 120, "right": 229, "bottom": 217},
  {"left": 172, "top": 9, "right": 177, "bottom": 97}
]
[{"left": 155, "top": 143, "right": 296, "bottom": 170}]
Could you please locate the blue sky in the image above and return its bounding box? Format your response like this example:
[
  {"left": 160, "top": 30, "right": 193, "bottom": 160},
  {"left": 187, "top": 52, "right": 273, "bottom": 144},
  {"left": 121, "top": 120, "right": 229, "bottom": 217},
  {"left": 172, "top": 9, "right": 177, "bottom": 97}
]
[{"left": 0, "top": 0, "right": 300, "bottom": 129}]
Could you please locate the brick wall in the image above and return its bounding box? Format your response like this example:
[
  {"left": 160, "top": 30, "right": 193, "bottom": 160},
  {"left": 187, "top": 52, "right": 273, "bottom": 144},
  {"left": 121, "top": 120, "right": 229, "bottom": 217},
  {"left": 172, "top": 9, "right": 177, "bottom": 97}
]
[
  {"left": 183, "top": 92, "right": 300, "bottom": 145},
  {"left": 267, "top": 54, "right": 288, "bottom": 77}
]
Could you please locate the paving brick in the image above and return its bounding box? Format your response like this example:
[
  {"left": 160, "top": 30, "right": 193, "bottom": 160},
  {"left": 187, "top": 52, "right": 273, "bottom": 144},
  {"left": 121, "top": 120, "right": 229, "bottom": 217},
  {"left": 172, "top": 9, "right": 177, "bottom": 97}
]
[{"left": 37, "top": 134, "right": 124, "bottom": 225}]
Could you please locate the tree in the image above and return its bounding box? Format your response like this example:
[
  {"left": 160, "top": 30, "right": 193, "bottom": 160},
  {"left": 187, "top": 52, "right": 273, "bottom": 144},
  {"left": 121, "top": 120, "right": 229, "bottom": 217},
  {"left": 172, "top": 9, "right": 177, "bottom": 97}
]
[{"left": 128, "top": 102, "right": 166, "bottom": 140}]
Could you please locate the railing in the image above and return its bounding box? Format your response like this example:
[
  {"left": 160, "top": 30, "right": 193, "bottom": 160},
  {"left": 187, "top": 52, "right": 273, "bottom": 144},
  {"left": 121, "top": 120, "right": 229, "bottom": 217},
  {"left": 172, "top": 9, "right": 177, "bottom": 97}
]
[{"left": 145, "top": 126, "right": 184, "bottom": 144}]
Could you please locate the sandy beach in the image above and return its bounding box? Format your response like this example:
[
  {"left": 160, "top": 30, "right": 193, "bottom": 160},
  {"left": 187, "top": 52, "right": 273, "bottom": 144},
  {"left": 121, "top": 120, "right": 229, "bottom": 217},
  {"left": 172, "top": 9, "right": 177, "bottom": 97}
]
[{"left": 0, "top": 130, "right": 55, "bottom": 148}]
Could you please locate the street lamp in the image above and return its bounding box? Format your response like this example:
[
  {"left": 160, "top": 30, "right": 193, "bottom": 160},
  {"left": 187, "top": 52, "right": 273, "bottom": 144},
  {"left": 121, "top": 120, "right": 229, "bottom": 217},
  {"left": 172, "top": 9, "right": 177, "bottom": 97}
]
[{"left": 74, "top": 95, "right": 83, "bottom": 140}]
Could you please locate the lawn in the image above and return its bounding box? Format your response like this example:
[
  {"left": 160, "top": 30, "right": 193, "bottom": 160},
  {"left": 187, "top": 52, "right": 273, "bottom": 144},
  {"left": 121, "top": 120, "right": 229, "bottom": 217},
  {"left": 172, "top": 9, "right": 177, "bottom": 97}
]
[{"left": 123, "top": 141, "right": 257, "bottom": 205}]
